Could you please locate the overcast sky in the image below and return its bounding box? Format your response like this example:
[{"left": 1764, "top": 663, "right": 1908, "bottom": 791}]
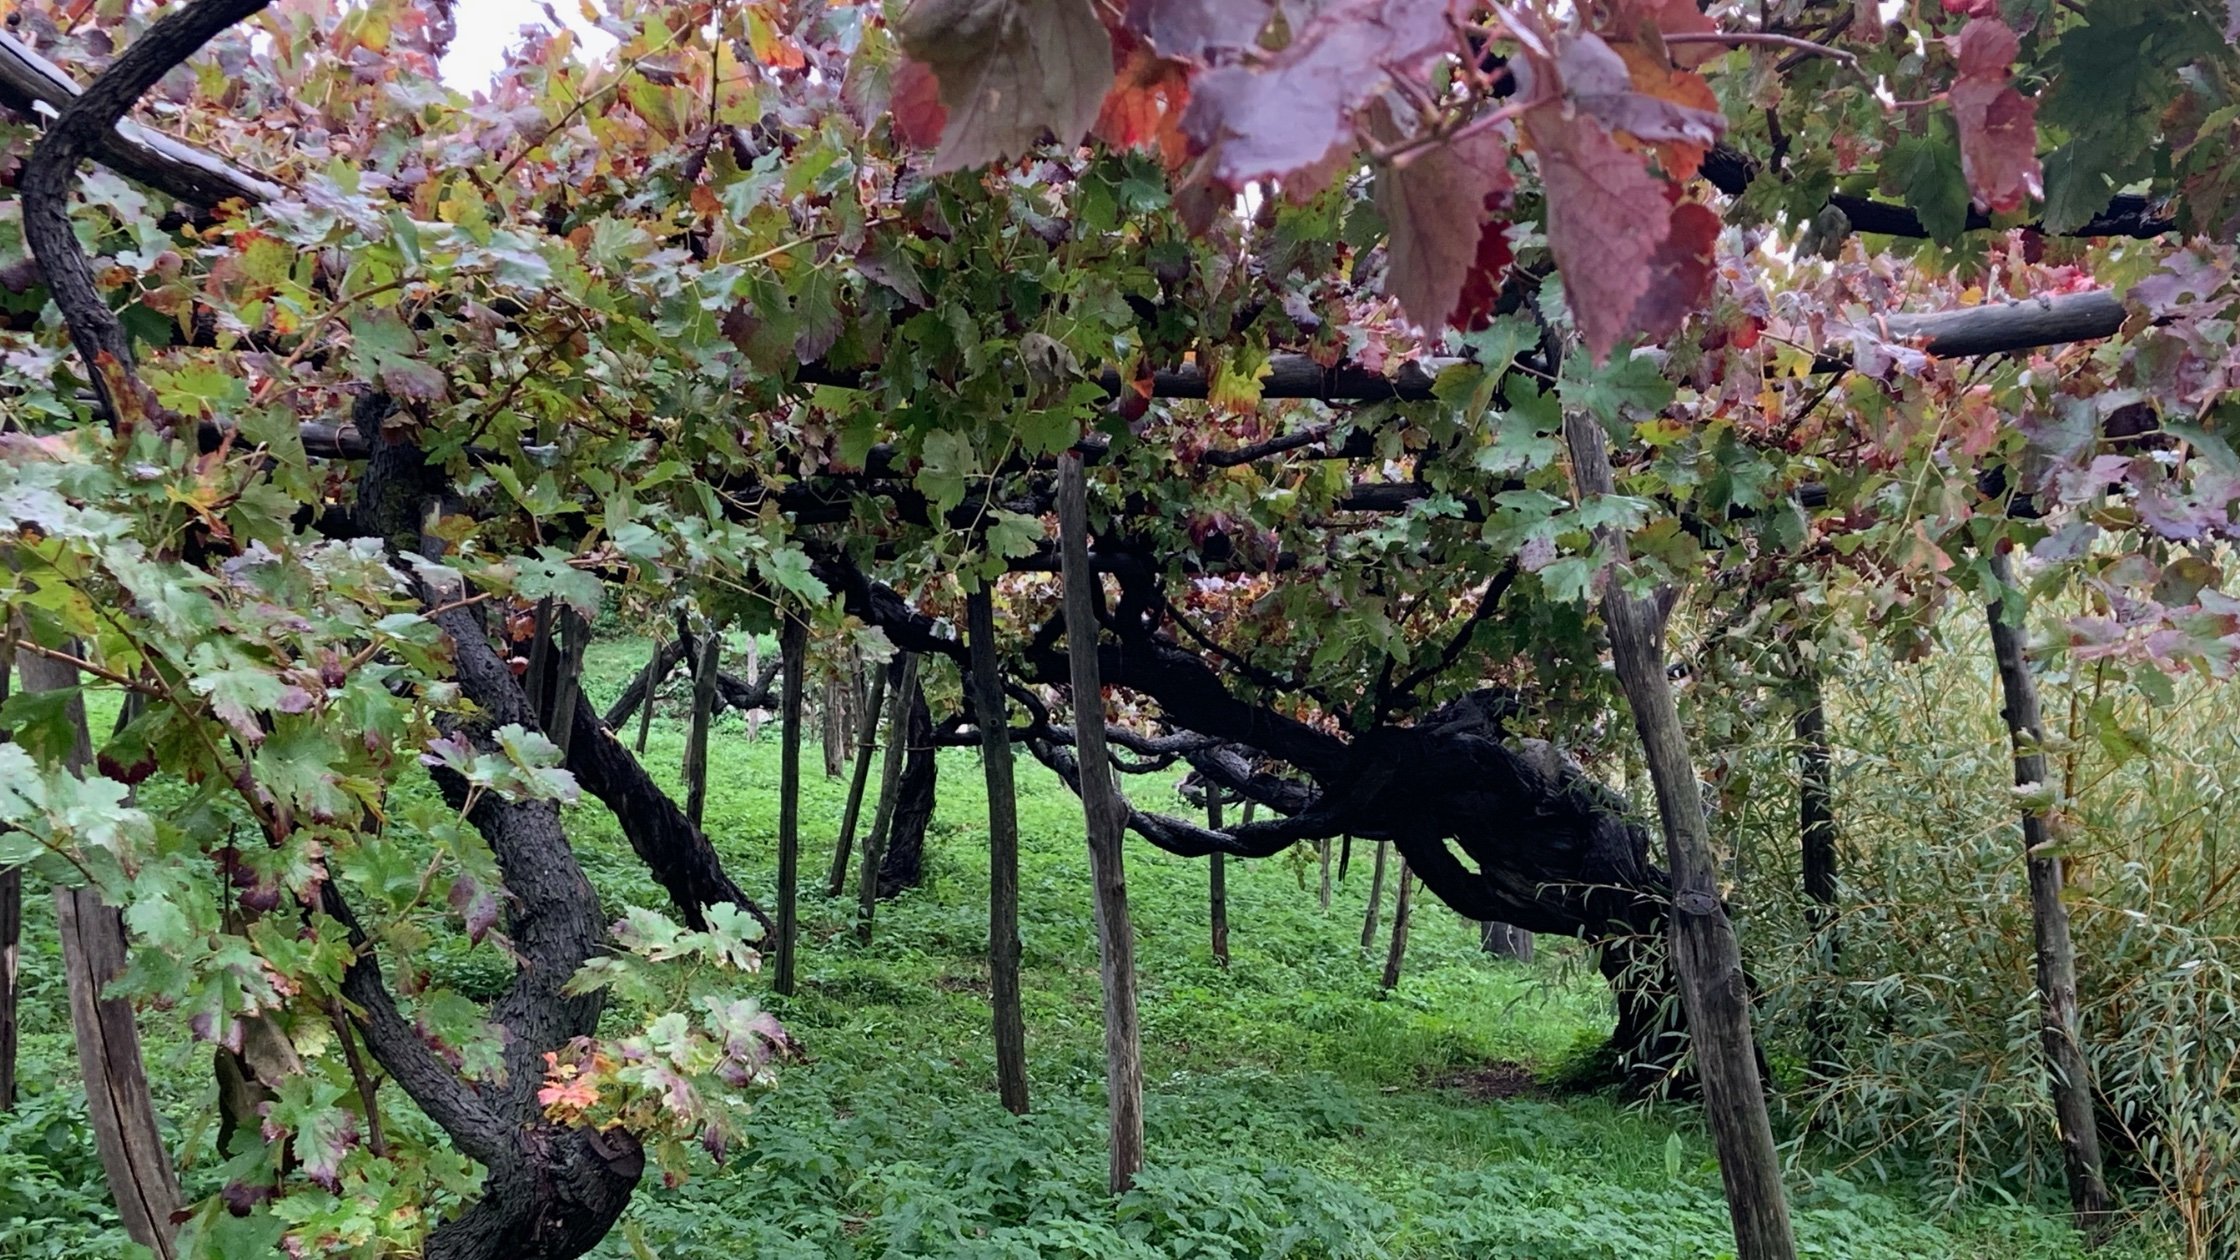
[{"left": 439, "top": 0, "right": 617, "bottom": 91}]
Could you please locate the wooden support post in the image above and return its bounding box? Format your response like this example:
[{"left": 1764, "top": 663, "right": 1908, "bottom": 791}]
[
  {"left": 826, "top": 665, "right": 888, "bottom": 897},
  {"left": 1985, "top": 552, "right": 2111, "bottom": 1228},
  {"left": 855, "top": 654, "right": 917, "bottom": 944},
  {"left": 966, "top": 587, "right": 1030, "bottom": 1113},
  {"left": 684, "top": 625, "right": 721, "bottom": 828},
  {"left": 1370, "top": 856, "right": 1406, "bottom": 986},
  {"left": 0, "top": 646, "right": 13, "bottom": 1111},
  {"left": 1795, "top": 681, "right": 1839, "bottom": 1075},
  {"left": 1360, "top": 841, "right": 1388, "bottom": 953},
  {"left": 1563, "top": 411, "right": 1796, "bottom": 1260},
  {"left": 1318, "top": 837, "right": 1333, "bottom": 912},
  {"left": 14, "top": 644, "right": 182, "bottom": 1257},
  {"left": 633, "top": 641, "right": 663, "bottom": 754},
  {"left": 774, "top": 615, "right": 807, "bottom": 997},
  {"left": 1206, "top": 789, "right": 1230, "bottom": 968},
  {"left": 1057, "top": 451, "right": 1145, "bottom": 1193}
]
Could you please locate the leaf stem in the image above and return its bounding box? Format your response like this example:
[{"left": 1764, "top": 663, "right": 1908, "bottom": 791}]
[{"left": 1663, "top": 31, "right": 1860, "bottom": 66}]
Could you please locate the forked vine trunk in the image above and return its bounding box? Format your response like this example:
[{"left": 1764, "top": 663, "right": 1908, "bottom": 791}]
[{"left": 1984, "top": 552, "right": 2112, "bottom": 1229}]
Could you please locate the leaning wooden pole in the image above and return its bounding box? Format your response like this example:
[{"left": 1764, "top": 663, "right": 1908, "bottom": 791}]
[
  {"left": 774, "top": 614, "right": 808, "bottom": 997},
  {"left": 966, "top": 586, "right": 1030, "bottom": 1113},
  {"left": 1057, "top": 452, "right": 1146, "bottom": 1194},
  {"left": 1380, "top": 861, "right": 1415, "bottom": 992},
  {"left": 1563, "top": 411, "right": 1797, "bottom": 1260},
  {"left": 826, "top": 664, "right": 889, "bottom": 896},
  {"left": 15, "top": 644, "right": 183, "bottom": 1257},
  {"left": 1984, "top": 552, "right": 2112, "bottom": 1228},
  {"left": 1360, "top": 840, "right": 1389, "bottom": 953},
  {"left": 684, "top": 625, "right": 722, "bottom": 828},
  {"left": 854, "top": 653, "right": 917, "bottom": 944}
]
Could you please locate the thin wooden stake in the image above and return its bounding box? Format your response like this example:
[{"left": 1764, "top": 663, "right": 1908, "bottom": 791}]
[
  {"left": 1986, "top": 552, "right": 2111, "bottom": 1227},
  {"left": 967, "top": 587, "right": 1030, "bottom": 1113},
  {"left": 1057, "top": 451, "right": 1145, "bottom": 1193},
  {"left": 1380, "top": 863, "right": 1415, "bottom": 991},
  {"left": 826, "top": 665, "right": 888, "bottom": 896},
  {"left": 1318, "top": 837, "right": 1333, "bottom": 912},
  {"left": 1207, "top": 789, "right": 1230, "bottom": 968},
  {"left": 1795, "top": 680, "right": 1839, "bottom": 1075},
  {"left": 774, "top": 614, "right": 807, "bottom": 997},
  {"left": 15, "top": 644, "right": 182, "bottom": 1257},
  {"left": 684, "top": 625, "right": 722, "bottom": 828},
  {"left": 0, "top": 645, "right": 14, "bottom": 1111},
  {"left": 855, "top": 653, "right": 918, "bottom": 944},
  {"left": 633, "top": 640, "right": 663, "bottom": 754},
  {"left": 1360, "top": 840, "right": 1389, "bottom": 953}
]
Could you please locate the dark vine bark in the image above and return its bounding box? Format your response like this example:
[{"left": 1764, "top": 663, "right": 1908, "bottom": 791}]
[
  {"left": 832, "top": 550, "right": 1687, "bottom": 1074},
  {"left": 17, "top": 0, "right": 274, "bottom": 428}
]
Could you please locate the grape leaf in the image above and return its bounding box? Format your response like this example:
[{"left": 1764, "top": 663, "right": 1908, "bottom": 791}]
[
  {"left": 897, "top": 0, "right": 1114, "bottom": 172},
  {"left": 1376, "top": 129, "right": 1516, "bottom": 331},
  {"left": 1095, "top": 29, "right": 1192, "bottom": 168},
  {"left": 1948, "top": 19, "right": 2041, "bottom": 213},
  {"left": 1126, "top": 0, "right": 1271, "bottom": 62},
  {"left": 1599, "top": 0, "right": 1722, "bottom": 68},
  {"left": 1526, "top": 97, "right": 1717, "bottom": 361},
  {"left": 1181, "top": 0, "right": 1457, "bottom": 192}
]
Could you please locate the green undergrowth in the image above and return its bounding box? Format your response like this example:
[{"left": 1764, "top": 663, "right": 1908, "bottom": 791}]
[{"left": 0, "top": 636, "right": 2145, "bottom": 1258}]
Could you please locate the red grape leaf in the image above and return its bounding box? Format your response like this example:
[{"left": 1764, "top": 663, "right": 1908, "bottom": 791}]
[
  {"left": 1377, "top": 128, "right": 1517, "bottom": 330},
  {"left": 1180, "top": 0, "right": 1459, "bottom": 192},
  {"left": 1126, "top": 0, "right": 1272, "bottom": 62},
  {"left": 1609, "top": 42, "right": 1723, "bottom": 180},
  {"left": 1527, "top": 101, "right": 1717, "bottom": 361},
  {"left": 890, "top": 57, "right": 948, "bottom": 149},
  {"left": 1095, "top": 28, "right": 1193, "bottom": 169},
  {"left": 1559, "top": 34, "right": 1724, "bottom": 157},
  {"left": 1948, "top": 18, "right": 2041, "bottom": 213},
  {"left": 1598, "top": 0, "right": 1722, "bottom": 68},
  {"left": 897, "top": 0, "right": 1115, "bottom": 172}
]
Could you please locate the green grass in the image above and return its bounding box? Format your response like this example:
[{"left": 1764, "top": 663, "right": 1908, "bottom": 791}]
[{"left": 1, "top": 637, "right": 2134, "bottom": 1258}]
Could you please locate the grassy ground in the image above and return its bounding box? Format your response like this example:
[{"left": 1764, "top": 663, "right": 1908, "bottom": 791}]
[{"left": 0, "top": 635, "right": 2127, "bottom": 1258}]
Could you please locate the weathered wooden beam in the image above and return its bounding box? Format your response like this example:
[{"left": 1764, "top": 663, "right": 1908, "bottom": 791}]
[{"left": 0, "top": 31, "right": 284, "bottom": 209}]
